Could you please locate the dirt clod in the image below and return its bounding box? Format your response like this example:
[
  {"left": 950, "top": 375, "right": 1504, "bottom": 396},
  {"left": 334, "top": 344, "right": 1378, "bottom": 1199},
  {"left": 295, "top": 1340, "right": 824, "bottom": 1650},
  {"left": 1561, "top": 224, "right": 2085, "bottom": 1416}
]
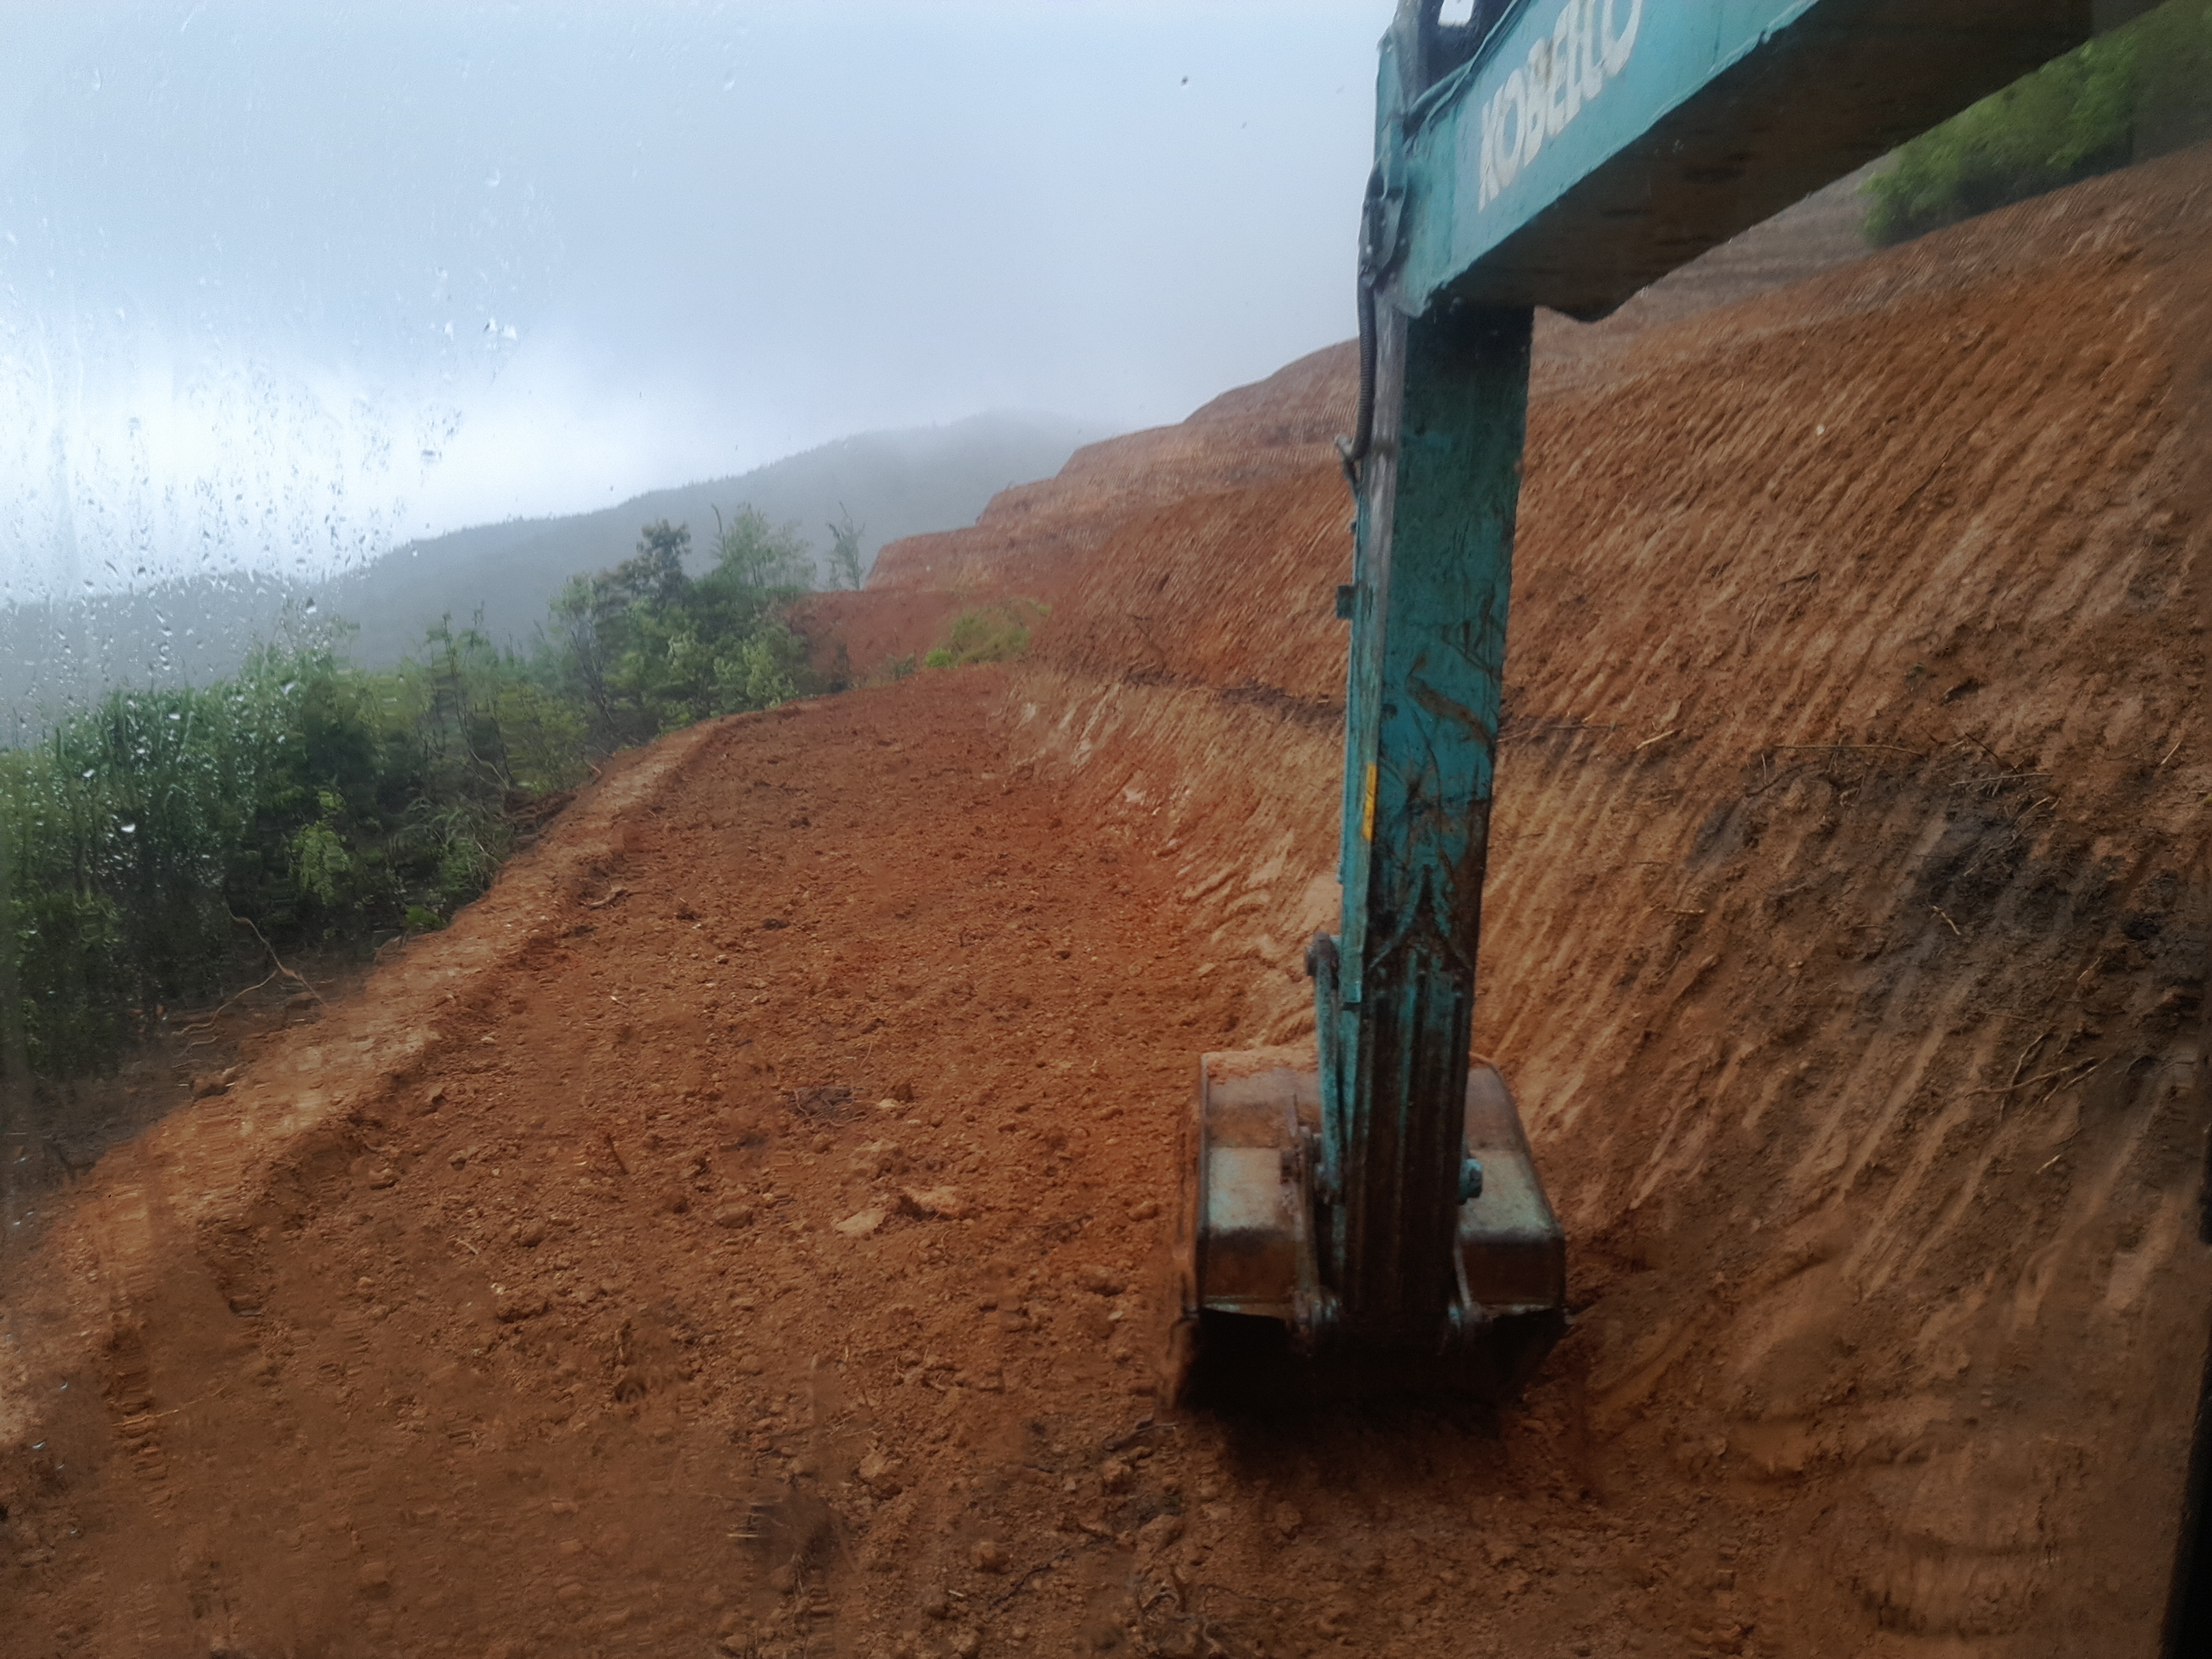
[
  {"left": 899, "top": 1186, "right": 970, "bottom": 1220},
  {"left": 1136, "top": 1514, "right": 1184, "bottom": 1557},
  {"left": 857, "top": 1448, "right": 902, "bottom": 1495}
]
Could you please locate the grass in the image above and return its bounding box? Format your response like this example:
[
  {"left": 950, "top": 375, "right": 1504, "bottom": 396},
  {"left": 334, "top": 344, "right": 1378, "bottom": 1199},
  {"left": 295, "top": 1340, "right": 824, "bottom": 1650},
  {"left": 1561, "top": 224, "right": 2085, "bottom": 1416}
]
[{"left": 925, "top": 600, "right": 1047, "bottom": 669}]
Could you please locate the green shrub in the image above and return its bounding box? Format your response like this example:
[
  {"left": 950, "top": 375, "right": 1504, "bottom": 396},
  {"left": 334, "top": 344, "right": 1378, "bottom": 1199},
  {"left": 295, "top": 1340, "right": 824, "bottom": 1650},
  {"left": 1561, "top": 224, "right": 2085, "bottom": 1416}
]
[
  {"left": 926, "top": 600, "right": 1047, "bottom": 668},
  {"left": 1866, "top": 0, "right": 2212, "bottom": 246},
  {"left": 546, "top": 510, "right": 814, "bottom": 746},
  {"left": 0, "top": 633, "right": 562, "bottom": 1068},
  {"left": 0, "top": 501, "right": 834, "bottom": 1090}
]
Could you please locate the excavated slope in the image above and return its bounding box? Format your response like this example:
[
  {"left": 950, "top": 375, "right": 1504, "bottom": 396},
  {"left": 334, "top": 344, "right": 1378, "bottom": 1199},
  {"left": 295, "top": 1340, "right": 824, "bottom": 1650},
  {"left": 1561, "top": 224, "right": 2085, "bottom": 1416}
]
[
  {"left": 786, "top": 346, "right": 1359, "bottom": 681},
  {"left": 1011, "top": 144, "right": 2212, "bottom": 1651},
  {"left": 805, "top": 155, "right": 1877, "bottom": 678},
  {"left": 0, "top": 150, "right": 2206, "bottom": 1659}
]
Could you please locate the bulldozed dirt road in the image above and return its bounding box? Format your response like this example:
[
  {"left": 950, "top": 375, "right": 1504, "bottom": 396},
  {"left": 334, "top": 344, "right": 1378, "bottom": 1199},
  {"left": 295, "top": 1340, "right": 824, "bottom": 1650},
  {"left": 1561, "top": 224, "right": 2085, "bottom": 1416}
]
[
  {"left": 4, "top": 149, "right": 2212, "bottom": 1658},
  {"left": 3, "top": 673, "right": 1307, "bottom": 1659},
  {"left": 3, "top": 676, "right": 1634, "bottom": 1659}
]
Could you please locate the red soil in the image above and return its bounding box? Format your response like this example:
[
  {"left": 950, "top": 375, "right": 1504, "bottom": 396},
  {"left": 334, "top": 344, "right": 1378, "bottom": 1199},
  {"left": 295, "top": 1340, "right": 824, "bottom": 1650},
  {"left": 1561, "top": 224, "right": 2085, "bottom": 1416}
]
[{"left": 3, "top": 148, "right": 2209, "bottom": 1659}]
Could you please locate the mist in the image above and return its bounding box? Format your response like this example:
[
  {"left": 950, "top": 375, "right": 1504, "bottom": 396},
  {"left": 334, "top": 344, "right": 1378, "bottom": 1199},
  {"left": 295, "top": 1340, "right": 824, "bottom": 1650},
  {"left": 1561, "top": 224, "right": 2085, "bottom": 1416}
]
[{"left": 0, "top": 1, "right": 1395, "bottom": 606}]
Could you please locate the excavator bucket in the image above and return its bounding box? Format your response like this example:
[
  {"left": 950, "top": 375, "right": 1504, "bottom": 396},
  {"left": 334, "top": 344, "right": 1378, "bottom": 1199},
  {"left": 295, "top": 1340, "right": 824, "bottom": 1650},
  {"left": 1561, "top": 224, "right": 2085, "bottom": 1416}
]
[{"left": 1170, "top": 1046, "right": 1565, "bottom": 1407}]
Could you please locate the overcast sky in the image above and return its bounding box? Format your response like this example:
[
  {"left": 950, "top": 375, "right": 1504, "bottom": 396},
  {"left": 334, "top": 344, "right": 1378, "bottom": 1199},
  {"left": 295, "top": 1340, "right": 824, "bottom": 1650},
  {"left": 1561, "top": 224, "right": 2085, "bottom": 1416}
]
[{"left": 0, "top": 1, "right": 1398, "bottom": 602}]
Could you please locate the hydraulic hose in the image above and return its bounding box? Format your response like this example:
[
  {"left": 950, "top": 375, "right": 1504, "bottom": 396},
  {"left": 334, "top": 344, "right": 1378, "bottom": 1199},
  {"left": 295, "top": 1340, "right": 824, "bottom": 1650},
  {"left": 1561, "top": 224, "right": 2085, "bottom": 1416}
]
[{"left": 1337, "top": 164, "right": 1387, "bottom": 498}]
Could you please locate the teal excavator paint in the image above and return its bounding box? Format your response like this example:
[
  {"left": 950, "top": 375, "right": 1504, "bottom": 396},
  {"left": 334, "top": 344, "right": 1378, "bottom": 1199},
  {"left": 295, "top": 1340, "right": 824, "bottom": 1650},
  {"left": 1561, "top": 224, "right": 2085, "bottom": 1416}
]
[{"left": 1172, "top": 0, "right": 2162, "bottom": 1404}]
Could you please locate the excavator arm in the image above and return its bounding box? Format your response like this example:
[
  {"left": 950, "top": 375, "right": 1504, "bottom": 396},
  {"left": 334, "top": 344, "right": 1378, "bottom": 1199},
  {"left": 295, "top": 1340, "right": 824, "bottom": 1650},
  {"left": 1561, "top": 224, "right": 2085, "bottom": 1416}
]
[{"left": 1174, "top": 0, "right": 2159, "bottom": 1404}]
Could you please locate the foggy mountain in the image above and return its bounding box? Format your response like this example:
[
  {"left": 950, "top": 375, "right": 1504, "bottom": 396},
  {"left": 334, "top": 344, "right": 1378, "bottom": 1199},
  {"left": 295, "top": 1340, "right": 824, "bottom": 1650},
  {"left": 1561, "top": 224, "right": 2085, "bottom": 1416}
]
[{"left": 0, "top": 410, "right": 1109, "bottom": 744}]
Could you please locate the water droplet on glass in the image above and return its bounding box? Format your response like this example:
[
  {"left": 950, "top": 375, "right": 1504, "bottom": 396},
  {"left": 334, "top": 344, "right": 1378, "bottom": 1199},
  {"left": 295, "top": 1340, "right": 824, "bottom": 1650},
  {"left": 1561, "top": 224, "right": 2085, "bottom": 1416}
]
[{"left": 119, "top": 823, "right": 136, "bottom": 835}]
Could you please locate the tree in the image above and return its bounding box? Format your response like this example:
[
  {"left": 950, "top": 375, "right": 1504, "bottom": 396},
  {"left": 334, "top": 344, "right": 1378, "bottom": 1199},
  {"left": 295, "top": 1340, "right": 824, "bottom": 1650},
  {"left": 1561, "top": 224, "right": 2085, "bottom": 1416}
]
[
  {"left": 548, "top": 521, "right": 701, "bottom": 748},
  {"left": 548, "top": 574, "right": 619, "bottom": 742},
  {"left": 711, "top": 504, "right": 814, "bottom": 591},
  {"left": 610, "top": 519, "right": 692, "bottom": 607},
  {"left": 826, "top": 506, "right": 866, "bottom": 591}
]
